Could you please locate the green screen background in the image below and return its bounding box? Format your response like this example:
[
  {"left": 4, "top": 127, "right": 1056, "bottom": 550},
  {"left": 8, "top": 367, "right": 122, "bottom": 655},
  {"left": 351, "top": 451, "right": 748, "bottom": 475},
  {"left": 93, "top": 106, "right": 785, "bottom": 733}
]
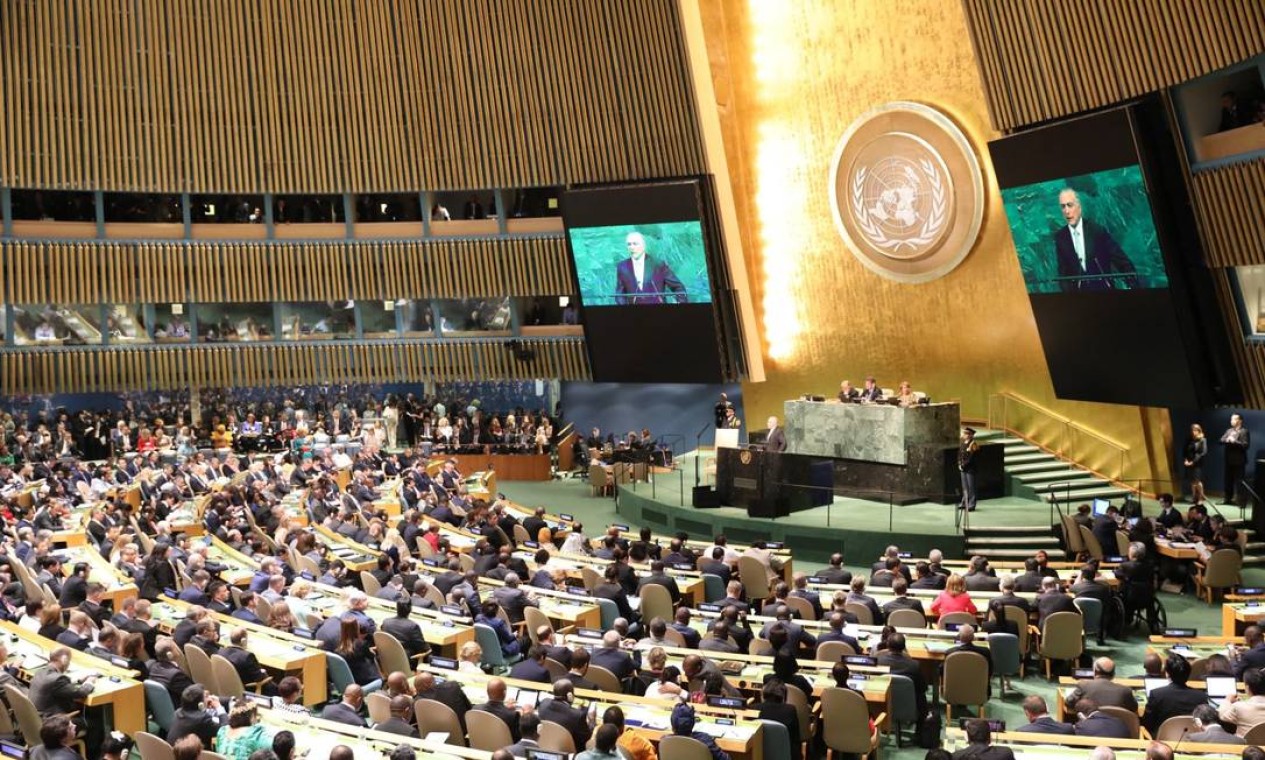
[
  {"left": 568, "top": 221, "right": 712, "bottom": 306},
  {"left": 1000, "top": 165, "right": 1169, "bottom": 294}
]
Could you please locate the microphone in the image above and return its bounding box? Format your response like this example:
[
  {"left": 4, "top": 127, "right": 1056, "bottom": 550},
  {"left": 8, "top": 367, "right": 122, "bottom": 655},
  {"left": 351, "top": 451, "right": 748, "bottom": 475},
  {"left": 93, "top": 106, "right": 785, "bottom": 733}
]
[{"left": 1170, "top": 727, "right": 1188, "bottom": 755}]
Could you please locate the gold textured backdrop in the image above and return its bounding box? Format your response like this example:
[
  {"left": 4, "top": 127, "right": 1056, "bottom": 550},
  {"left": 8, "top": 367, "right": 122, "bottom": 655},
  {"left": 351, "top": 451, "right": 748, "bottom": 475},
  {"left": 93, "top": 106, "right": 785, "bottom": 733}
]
[{"left": 698, "top": 0, "right": 1173, "bottom": 486}]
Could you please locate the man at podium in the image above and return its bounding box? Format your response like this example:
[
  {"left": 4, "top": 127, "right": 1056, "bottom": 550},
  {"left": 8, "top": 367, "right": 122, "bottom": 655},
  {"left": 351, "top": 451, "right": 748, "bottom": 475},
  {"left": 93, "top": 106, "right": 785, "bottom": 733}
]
[{"left": 765, "top": 416, "right": 786, "bottom": 453}]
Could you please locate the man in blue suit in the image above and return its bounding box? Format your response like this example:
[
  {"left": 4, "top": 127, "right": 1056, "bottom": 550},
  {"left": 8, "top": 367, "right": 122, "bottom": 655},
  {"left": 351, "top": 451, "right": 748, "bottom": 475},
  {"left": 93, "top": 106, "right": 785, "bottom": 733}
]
[
  {"left": 1015, "top": 695, "right": 1074, "bottom": 735},
  {"left": 613, "top": 232, "right": 686, "bottom": 305}
]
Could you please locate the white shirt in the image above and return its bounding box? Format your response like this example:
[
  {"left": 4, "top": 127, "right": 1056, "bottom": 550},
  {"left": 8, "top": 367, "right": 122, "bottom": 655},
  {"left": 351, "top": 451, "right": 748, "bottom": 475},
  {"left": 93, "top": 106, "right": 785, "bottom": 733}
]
[
  {"left": 632, "top": 256, "right": 646, "bottom": 289},
  {"left": 1069, "top": 221, "right": 1086, "bottom": 269}
]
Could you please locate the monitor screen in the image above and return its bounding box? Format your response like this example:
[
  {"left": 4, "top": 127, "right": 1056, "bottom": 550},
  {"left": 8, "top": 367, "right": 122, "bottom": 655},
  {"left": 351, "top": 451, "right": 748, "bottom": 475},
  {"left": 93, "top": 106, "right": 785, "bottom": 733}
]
[
  {"left": 569, "top": 222, "right": 712, "bottom": 307},
  {"left": 1143, "top": 677, "right": 1168, "bottom": 696},
  {"left": 1091, "top": 498, "right": 1112, "bottom": 517},
  {"left": 1003, "top": 165, "right": 1168, "bottom": 294},
  {"left": 988, "top": 102, "right": 1241, "bottom": 408},
  {"left": 1206, "top": 675, "right": 1236, "bottom": 699},
  {"left": 562, "top": 181, "right": 725, "bottom": 383}
]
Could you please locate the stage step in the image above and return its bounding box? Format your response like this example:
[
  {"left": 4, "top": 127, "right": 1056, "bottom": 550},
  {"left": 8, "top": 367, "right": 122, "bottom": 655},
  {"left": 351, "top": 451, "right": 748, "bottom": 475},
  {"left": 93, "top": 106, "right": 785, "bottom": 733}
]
[
  {"left": 1007, "top": 461, "right": 1077, "bottom": 475},
  {"left": 1013, "top": 469, "right": 1096, "bottom": 485},
  {"left": 964, "top": 524, "right": 1054, "bottom": 535},
  {"left": 970, "top": 548, "right": 1051, "bottom": 559},
  {"left": 1031, "top": 477, "right": 1111, "bottom": 494},
  {"left": 1047, "top": 486, "right": 1133, "bottom": 505},
  {"left": 1006, "top": 452, "right": 1060, "bottom": 465},
  {"left": 965, "top": 535, "right": 1060, "bottom": 548}
]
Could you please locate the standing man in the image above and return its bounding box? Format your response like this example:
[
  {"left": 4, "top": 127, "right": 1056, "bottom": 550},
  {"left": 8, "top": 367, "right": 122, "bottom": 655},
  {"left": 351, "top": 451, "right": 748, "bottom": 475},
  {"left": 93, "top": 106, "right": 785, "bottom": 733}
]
[
  {"left": 614, "top": 231, "right": 686, "bottom": 305},
  {"left": 714, "top": 394, "right": 733, "bottom": 428},
  {"left": 1220, "top": 414, "right": 1251, "bottom": 505},
  {"left": 959, "top": 427, "right": 979, "bottom": 513},
  {"left": 765, "top": 416, "right": 786, "bottom": 453},
  {"left": 1053, "top": 188, "right": 1137, "bottom": 292}
]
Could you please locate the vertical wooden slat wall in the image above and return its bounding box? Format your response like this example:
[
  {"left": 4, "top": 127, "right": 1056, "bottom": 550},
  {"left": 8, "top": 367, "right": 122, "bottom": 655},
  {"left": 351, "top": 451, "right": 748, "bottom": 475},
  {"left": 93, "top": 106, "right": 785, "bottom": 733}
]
[
  {"left": 0, "top": 0, "right": 708, "bottom": 192},
  {"left": 962, "top": 0, "right": 1265, "bottom": 132}
]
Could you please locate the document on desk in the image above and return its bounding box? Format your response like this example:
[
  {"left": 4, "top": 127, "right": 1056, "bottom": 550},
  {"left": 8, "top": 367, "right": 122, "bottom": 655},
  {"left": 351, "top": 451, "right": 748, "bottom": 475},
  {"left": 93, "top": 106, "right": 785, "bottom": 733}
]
[{"left": 693, "top": 722, "right": 731, "bottom": 739}]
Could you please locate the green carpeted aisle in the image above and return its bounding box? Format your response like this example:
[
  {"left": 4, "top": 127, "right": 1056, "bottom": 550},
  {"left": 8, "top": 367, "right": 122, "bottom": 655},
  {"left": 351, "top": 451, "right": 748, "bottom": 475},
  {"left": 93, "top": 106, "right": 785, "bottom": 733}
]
[{"left": 500, "top": 479, "right": 1248, "bottom": 759}]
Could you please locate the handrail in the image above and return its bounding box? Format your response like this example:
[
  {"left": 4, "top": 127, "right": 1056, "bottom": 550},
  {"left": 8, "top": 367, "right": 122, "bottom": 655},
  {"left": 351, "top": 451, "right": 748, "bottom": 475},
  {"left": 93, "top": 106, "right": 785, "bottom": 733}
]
[{"left": 988, "top": 391, "right": 1129, "bottom": 480}]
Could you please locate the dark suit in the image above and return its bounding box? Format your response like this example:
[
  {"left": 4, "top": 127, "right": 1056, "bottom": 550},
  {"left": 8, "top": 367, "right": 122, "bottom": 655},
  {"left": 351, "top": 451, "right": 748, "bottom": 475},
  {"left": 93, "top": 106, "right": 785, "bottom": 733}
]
[
  {"left": 1036, "top": 593, "right": 1079, "bottom": 626},
  {"left": 382, "top": 617, "right": 430, "bottom": 661},
  {"left": 1016, "top": 716, "right": 1074, "bottom": 735},
  {"left": 1013, "top": 572, "right": 1044, "bottom": 593},
  {"left": 698, "top": 559, "right": 731, "bottom": 584},
  {"left": 614, "top": 255, "right": 686, "bottom": 305},
  {"left": 952, "top": 745, "right": 1016, "bottom": 760},
  {"left": 882, "top": 596, "right": 925, "bottom": 620},
  {"left": 29, "top": 668, "right": 93, "bottom": 716},
  {"left": 670, "top": 622, "right": 702, "bottom": 649},
  {"left": 148, "top": 660, "right": 195, "bottom": 705},
  {"left": 878, "top": 651, "right": 927, "bottom": 715},
  {"left": 537, "top": 696, "right": 593, "bottom": 750},
  {"left": 1074, "top": 712, "right": 1130, "bottom": 738},
  {"left": 509, "top": 658, "right": 553, "bottom": 684},
  {"left": 1142, "top": 683, "right": 1208, "bottom": 735},
  {"left": 416, "top": 681, "right": 473, "bottom": 731},
  {"left": 814, "top": 567, "right": 851, "bottom": 585},
  {"left": 964, "top": 572, "right": 1000, "bottom": 592},
  {"left": 167, "top": 706, "right": 225, "bottom": 748},
  {"left": 590, "top": 646, "right": 635, "bottom": 680},
  {"left": 374, "top": 716, "right": 420, "bottom": 738},
  {"left": 699, "top": 636, "right": 741, "bottom": 654},
  {"left": 766, "top": 427, "right": 787, "bottom": 453},
  {"left": 222, "top": 646, "right": 269, "bottom": 687},
  {"left": 638, "top": 573, "right": 682, "bottom": 606},
  {"left": 321, "top": 701, "right": 367, "bottom": 727},
  {"left": 1054, "top": 219, "right": 1136, "bottom": 292},
  {"left": 474, "top": 700, "right": 522, "bottom": 742}
]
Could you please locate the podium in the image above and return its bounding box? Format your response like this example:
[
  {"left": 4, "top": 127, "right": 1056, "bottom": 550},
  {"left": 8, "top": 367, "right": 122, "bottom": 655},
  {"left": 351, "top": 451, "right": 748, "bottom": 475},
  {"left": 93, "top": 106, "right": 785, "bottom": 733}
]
[{"left": 715, "top": 447, "right": 832, "bottom": 518}]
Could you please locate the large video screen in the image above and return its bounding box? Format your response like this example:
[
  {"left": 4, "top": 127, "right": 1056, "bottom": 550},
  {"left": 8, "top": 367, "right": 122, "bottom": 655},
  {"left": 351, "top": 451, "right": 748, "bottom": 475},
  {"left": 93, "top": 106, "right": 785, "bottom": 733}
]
[
  {"left": 562, "top": 182, "right": 724, "bottom": 383},
  {"left": 1002, "top": 165, "right": 1168, "bottom": 294},
  {"left": 568, "top": 222, "right": 712, "bottom": 306},
  {"left": 990, "top": 104, "right": 1240, "bottom": 408}
]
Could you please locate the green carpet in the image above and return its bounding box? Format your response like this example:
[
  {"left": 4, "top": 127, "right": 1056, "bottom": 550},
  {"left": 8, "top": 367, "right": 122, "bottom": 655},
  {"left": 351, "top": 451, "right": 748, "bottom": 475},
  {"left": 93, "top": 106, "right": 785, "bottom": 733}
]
[{"left": 500, "top": 478, "right": 1242, "bottom": 760}]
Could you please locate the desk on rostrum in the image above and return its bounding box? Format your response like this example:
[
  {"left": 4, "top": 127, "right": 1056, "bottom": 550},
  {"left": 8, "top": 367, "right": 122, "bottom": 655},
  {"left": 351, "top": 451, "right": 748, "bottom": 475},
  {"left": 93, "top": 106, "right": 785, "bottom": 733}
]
[{"left": 780, "top": 399, "right": 1002, "bottom": 504}]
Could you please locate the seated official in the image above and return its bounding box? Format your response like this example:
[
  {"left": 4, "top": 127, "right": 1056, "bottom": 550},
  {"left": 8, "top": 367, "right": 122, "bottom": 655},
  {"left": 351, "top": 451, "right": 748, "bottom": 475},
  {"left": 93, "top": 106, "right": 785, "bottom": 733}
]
[
  {"left": 1218, "top": 664, "right": 1265, "bottom": 736},
  {"left": 1143, "top": 653, "right": 1207, "bottom": 735},
  {"left": 510, "top": 645, "right": 553, "bottom": 684},
  {"left": 320, "top": 684, "right": 367, "bottom": 728},
  {"left": 30, "top": 714, "right": 81, "bottom": 760},
  {"left": 167, "top": 684, "right": 226, "bottom": 749},
  {"left": 474, "top": 678, "right": 526, "bottom": 742},
  {"left": 1187, "top": 704, "right": 1244, "bottom": 745},
  {"left": 1016, "top": 695, "right": 1073, "bottom": 735},
  {"left": 951, "top": 719, "right": 1015, "bottom": 760},
  {"left": 1072, "top": 698, "right": 1130, "bottom": 739},
  {"left": 669, "top": 703, "right": 729, "bottom": 760},
  {"left": 1036, "top": 576, "right": 1079, "bottom": 625},
  {"left": 475, "top": 600, "right": 522, "bottom": 660},
  {"left": 1064, "top": 657, "right": 1137, "bottom": 713},
  {"left": 930, "top": 573, "right": 978, "bottom": 618}
]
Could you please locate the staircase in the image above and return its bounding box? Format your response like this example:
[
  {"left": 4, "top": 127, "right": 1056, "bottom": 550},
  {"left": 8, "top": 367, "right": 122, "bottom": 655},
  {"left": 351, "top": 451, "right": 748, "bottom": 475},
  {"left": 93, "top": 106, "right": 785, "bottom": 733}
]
[
  {"left": 968, "top": 431, "right": 1132, "bottom": 508},
  {"left": 968, "top": 429, "right": 1265, "bottom": 565},
  {"left": 964, "top": 523, "right": 1061, "bottom": 560},
  {"left": 962, "top": 429, "right": 1129, "bottom": 561}
]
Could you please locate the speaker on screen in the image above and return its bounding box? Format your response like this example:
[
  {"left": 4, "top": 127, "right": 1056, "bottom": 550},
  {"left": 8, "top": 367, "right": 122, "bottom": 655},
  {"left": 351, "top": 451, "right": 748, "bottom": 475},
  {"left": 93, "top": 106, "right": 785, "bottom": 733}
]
[
  {"left": 988, "top": 99, "right": 1240, "bottom": 408},
  {"left": 562, "top": 181, "right": 727, "bottom": 383}
]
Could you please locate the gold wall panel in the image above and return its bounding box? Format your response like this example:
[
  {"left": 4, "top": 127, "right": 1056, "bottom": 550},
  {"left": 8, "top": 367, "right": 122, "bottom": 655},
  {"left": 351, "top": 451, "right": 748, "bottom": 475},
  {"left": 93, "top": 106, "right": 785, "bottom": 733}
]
[
  {"left": 701, "top": 0, "right": 1173, "bottom": 485},
  {"left": 0, "top": 339, "right": 590, "bottom": 395},
  {"left": 0, "top": 0, "right": 705, "bottom": 193},
  {"left": 0, "top": 238, "right": 571, "bottom": 305},
  {"left": 963, "top": 0, "right": 1265, "bottom": 131}
]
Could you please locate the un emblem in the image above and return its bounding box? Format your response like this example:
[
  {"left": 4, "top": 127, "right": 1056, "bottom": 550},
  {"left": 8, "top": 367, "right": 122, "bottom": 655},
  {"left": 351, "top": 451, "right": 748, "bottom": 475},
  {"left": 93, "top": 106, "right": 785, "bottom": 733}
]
[{"left": 829, "top": 102, "right": 984, "bottom": 283}]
